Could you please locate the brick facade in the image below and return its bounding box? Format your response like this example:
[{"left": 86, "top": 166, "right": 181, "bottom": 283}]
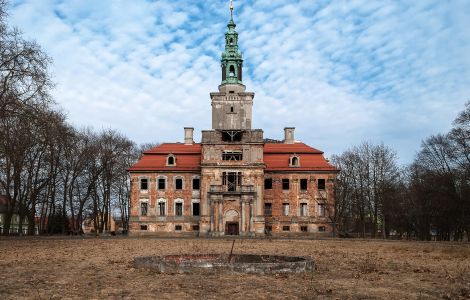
[{"left": 127, "top": 7, "right": 338, "bottom": 237}]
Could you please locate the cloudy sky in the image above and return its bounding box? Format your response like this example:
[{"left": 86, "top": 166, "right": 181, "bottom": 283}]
[{"left": 7, "top": 0, "right": 470, "bottom": 164}]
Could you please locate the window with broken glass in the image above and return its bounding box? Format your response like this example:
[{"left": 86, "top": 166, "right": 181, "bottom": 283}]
[
  {"left": 158, "top": 201, "right": 166, "bottom": 216},
  {"left": 175, "top": 202, "right": 183, "bottom": 216},
  {"left": 222, "top": 150, "right": 243, "bottom": 161},
  {"left": 140, "top": 202, "right": 148, "bottom": 216},
  {"left": 222, "top": 172, "right": 242, "bottom": 192}
]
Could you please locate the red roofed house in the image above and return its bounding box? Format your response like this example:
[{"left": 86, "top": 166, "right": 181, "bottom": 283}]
[{"left": 128, "top": 6, "right": 338, "bottom": 237}]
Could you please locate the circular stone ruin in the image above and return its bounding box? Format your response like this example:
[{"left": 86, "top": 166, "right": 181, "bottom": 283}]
[{"left": 133, "top": 254, "right": 314, "bottom": 274}]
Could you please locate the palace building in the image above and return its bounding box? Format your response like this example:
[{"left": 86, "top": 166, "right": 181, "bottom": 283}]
[{"left": 128, "top": 3, "right": 338, "bottom": 237}]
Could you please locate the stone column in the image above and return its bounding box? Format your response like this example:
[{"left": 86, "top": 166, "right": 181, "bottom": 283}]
[
  {"left": 249, "top": 200, "right": 254, "bottom": 232},
  {"left": 218, "top": 200, "right": 223, "bottom": 234},
  {"left": 241, "top": 201, "right": 246, "bottom": 233},
  {"left": 210, "top": 199, "right": 214, "bottom": 232}
]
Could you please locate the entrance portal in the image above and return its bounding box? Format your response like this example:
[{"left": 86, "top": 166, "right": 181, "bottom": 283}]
[
  {"left": 223, "top": 209, "right": 239, "bottom": 235},
  {"left": 226, "top": 222, "right": 239, "bottom": 235}
]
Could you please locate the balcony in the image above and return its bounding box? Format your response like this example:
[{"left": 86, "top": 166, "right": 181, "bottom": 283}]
[{"left": 208, "top": 184, "right": 256, "bottom": 195}]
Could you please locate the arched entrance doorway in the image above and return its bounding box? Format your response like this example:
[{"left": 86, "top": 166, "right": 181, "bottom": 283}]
[{"left": 224, "top": 209, "right": 239, "bottom": 235}]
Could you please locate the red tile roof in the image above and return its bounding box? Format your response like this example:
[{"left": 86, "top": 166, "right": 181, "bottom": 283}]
[
  {"left": 128, "top": 143, "right": 202, "bottom": 172},
  {"left": 128, "top": 142, "right": 337, "bottom": 172},
  {"left": 264, "top": 143, "right": 323, "bottom": 154}
]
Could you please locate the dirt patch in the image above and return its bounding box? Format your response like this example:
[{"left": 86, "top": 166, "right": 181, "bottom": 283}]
[{"left": 0, "top": 237, "right": 469, "bottom": 299}]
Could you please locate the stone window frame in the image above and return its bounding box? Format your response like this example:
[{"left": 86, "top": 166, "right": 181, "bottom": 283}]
[
  {"left": 166, "top": 154, "right": 176, "bottom": 166},
  {"left": 289, "top": 155, "right": 300, "bottom": 167},
  {"left": 157, "top": 198, "right": 167, "bottom": 216},
  {"left": 139, "top": 199, "right": 149, "bottom": 216},
  {"left": 317, "top": 201, "right": 326, "bottom": 217},
  {"left": 191, "top": 199, "right": 200, "bottom": 216},
  {"left": 174, "top": 176, "right": 185, "bottom": 190},
  {"left": 192, "top": 175, "right": 201, "bottom": 190},
  {"left": 174, "top": 198, "right": 184, "bottom": 216},
  {"left": 156, "top": 175, "right": 167, "bottom": 190},
  {"left": 282, "top": 202, "right": 290, "bottom": 216},
  {"left": 299, "top": 202, "right": 308, "bottom": 217},
  {"left": 139, "top": 176, "right": 149, "bottom": 193}
]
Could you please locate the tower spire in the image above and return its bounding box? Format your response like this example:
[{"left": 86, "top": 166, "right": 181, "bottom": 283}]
[
  {"left": 220, "top": 0, "right": 243, "bottom": 86},
  {"left": 230, "top": 0, "right": 234, "bottom": 21}
]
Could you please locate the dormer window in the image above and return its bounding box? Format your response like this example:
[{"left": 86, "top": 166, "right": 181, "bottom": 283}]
[
  {"left": 289, "top": 155, "right": 300, "bottom": 167},
  {"left": 167, "top": 154, "right": 176, "bottom": 166}
]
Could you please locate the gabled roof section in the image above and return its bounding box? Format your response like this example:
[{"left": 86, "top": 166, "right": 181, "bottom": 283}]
[
  {"left": 264, "top": 142, "right": 323, "bottom": 154},
  {"left": 129, "top": 143, "right": 202, "bottom": 172},
  {"left": 264, "top": 143, "right": 337, "bottom": 172},
  {"left": 144, "top": 143, "right": 201, "bottom": 154}
]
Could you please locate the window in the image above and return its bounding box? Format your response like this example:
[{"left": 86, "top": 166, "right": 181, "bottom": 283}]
[
  {"left": 282, "top": 226, "right": 290, "bottom": 231},
  {"left": 318, "top": 226, "right": 326, "bottom": 232},
  {"left": 290, "top": 156, "right": 300, "bottom": 166},
  {"left": 158, "top": 201, "right": 166, "bottom": 216},
  {"left": 140, "top": 202, "right": 148, "bottom": 216},
  {"left": 175, "top": 202, "right": 183, "bottom": 216},
  {"left": 192, "top": 225, "right": 200, "bottom": 231},
  {"left": 282, "top": 203, "right": 289, "bottom": 216},
  {"left": 265, "top": 225, "right": 272, "bottom": 232},
  {"left": 221, "top": 130, "right": 242, "bottom": 142},
  {"left": 282, "top": 179, "right": 289, "bottom": 190},
  {"left": 300, "top": 203, "right": 308, "bottom": 216},
  {"left": 175, "top": 178, "right": 183, "bottom": 190},
  {"left": 140, "top": 225, "right": 148, "bottom": 230},
  {"left": 229, "top": 65, "right": 235, "bottom": 76},
  {"left": 167, "top": 155, "right": 175, "bottom": 166},
  {"left": 318, "top": 203, "right": 325, "bottom": 217},
  {"left": 192, "top": 178, "right": 200, "bottom": 190},
  {"left": 318, "top": 179, "right": 326, "bottom": 190},
  {"left": 175, "top": 225, "right": 182, "bottom": 231},
  {"left": 264, "top": 203, "right": 272, "bottom": 216},
  {"left": 158, "top": 178, "right": 166, "bottom": 190},
  {"left": 222, "top": 172, "right": 242, "bottom": 192},
  {"left": 300, "top": 179, "right": 308, "bottom": 191},
  {"left": 222, "top": 150, "right": 242, "bottom": 161},
  {"left": 230, "top": 106, "right": 234, "bottom": 113},
  {"left": 301, "top": 226, "right": 308, "bottom": 232},
  {"left": 192, "top": 202, "right": 200, "bottom": 216},
  {"left": 264, "top": 178, "right": 272, "bottom": 189},
  {"left": 140, "top": 178, "right": 148, "bottom": 190}
]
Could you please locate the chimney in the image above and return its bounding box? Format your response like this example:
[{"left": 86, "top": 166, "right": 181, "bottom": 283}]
[
  {"left": 184, "top": 127, "right": 194, "bottom": 145},
  {"left": 284, "top": 127, "right": 295, "bottom": 144}
]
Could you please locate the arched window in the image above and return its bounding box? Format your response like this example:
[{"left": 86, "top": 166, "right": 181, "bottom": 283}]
[
  {"left": 229, "top": 38, "right": 234, "bottom": 45},
  {"left": 290, "top": 155, "right": 300, "bottom": 167},
  {"left": 167, "top": 154, "right": 176, "bottom": 166},
  {"left": 229, "top": 65, "right": 235, "bottom": 77}
]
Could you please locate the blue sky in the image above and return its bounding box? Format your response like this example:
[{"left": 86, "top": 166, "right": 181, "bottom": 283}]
[{"left": 8, "top": 0, "right": 470, "bottom": 164}]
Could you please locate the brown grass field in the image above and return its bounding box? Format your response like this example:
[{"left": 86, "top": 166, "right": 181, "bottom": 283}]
[{"left": 0, "top": 237, "right": 469, "bottom": 299}]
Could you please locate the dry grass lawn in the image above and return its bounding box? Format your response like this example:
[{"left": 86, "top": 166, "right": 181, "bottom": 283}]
[{"left": 0, "top": 237, "right": 469, "bottom": 299}]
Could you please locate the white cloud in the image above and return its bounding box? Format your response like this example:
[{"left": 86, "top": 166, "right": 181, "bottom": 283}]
[{"left": 7, "top": 0, "right": 470, "bottom": 164}]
